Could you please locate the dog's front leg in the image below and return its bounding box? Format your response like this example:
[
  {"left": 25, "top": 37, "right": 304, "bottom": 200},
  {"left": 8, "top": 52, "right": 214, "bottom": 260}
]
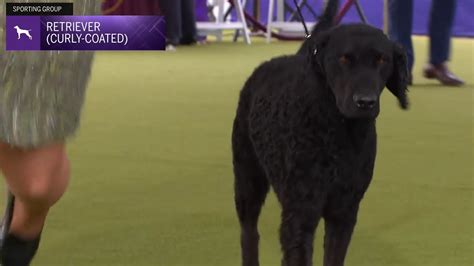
[
  {"left": 323, "top": 206, "right": 359, "bottom": 266},
  {"left": 278, "top": 162, "right": 325, "bottom": 266},
  {"left": 280, "top": 200, "right": 322, "bottom": 266}
]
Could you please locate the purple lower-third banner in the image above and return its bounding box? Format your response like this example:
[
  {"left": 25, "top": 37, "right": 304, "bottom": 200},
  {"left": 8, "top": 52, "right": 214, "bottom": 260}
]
[{"left": 6, "top": 16, "right": 166, "bottom": 51}]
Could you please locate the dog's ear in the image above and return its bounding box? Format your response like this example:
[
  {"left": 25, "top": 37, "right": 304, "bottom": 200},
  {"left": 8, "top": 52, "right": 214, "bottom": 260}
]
[
  {"left": 386, "top": 43, "right": 409, "bottom": 109},
  {"left": 311, "top": 31, "right": 330, "bottom": 74}
]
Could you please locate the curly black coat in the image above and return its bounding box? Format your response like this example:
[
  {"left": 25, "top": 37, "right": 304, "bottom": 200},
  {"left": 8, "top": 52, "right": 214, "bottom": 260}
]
[{"left": 231, "top": 3, "right": 409, "bottom": 266}]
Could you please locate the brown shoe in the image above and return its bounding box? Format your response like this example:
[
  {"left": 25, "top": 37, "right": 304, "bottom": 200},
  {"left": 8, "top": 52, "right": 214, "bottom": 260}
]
[{"left": 423, "top": 63, "right": 465, "bottom": 86}]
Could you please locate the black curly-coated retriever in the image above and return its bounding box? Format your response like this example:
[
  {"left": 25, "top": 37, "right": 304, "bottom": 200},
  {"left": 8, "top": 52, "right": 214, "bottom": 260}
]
[{"left": 231, "top": 1, "right": 409, "bottom": 266}]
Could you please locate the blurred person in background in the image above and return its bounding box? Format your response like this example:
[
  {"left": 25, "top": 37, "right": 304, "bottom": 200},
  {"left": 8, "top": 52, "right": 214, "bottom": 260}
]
[
  {"left": 0, "top": 1, "right": 99, "bottom": 265},
  {"left": 159, "top": 0, "right": 198, "bottom": 51},
  {"left": 388, "top": 0, "right": 464, "bottom": 86}
]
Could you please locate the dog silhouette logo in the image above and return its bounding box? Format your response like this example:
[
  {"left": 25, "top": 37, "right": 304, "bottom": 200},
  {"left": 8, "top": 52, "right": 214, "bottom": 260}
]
[{"left": 14, "top": 25, "right": 33, "bottom": 40}]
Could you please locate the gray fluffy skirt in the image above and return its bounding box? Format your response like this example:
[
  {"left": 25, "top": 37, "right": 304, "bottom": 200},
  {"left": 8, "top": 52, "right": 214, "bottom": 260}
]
[{"left": 0, "top": 0, "right": 99, "bottom": 148}]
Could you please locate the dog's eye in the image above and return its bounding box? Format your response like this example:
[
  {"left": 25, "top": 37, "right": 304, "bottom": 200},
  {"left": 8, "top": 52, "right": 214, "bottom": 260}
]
[
  {"left": 376, "top": 56, "right": 387, "bottom": 65},
  {"left": 339, "top": 55, "right": 350, "bottom": 65}
]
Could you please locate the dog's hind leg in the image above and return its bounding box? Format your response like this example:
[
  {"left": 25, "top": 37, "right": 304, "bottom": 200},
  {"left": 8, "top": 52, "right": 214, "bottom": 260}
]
[
  {"left": 234, "top": 161, "right": 268, "bottom": 266},
  {"left": 323, "top": 205, "right": 359, "bottom": 266},
  {"left": 232, "top": 118, "right": 269, "bottom": 266}
]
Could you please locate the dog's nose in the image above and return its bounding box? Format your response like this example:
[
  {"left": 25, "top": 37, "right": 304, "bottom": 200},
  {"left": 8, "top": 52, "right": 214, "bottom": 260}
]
[{"left": 353, "top": 94, "right": 377, "bottom": 109}]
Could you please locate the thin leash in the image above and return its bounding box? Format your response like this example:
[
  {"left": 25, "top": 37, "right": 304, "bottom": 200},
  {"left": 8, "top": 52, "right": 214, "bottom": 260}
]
[{"left": 293, "top": 0, "right": 311, "bottom": 38}]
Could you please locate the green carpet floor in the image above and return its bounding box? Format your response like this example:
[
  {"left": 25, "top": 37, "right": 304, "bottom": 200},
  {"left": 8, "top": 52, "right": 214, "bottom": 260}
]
[{"left": 2, "top": 37, "right": 473, "bottom": 265}]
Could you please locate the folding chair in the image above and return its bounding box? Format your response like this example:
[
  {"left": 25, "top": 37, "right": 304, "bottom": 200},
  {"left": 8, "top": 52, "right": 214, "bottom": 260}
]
[
  {"left": 267, "top": 0, "right": 369, "bottom": 43},
  {"left": 285, "top": 0, "right": 319, "bottom": 22},
  {"left": 197, "top": 0, "right": 251, "bottom": 44},
  {"left": 335, "top": 0, "right": 368, "bottom": 24},
  {"left": 285, "top": 0, "right": 369, "bottom": 23}
]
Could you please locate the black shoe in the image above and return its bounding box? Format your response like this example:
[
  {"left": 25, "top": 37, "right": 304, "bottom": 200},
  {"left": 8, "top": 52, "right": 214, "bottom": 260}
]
[
  {"left": 0, "top": 193, "right": 15, "bottom": 252},
  {"left": 179, "top": 37, "right": 197, "bottom": 46},
  {"left": 1, "top": 234, "right": 41, "bottom": 266},
  {"left": 1, "top": 194, "right": 41, "bottom": 266}
]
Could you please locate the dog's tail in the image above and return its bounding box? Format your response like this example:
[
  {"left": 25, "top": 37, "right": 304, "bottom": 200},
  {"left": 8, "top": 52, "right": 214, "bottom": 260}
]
[{"left": 297, "top": 0, "right": 339, "bottom": 55}]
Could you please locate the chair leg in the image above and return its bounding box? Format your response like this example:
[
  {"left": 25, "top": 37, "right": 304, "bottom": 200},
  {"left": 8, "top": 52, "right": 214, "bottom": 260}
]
[
  {"left": 336, "top": 0, "right": 356, "bottom": 24},
  {"left": 217, "top": 0, "right": 225, "bottom": 42},
  {"left": 288, "top": 0, "right": 317, "bottom": 21},
  {"left": 233, "top": 0, "right": 247, "bottom": 42},
  {"left": 267, "top": 0, "right": 275, "bottom": 43},
  {"left": 354, "top": 0, "right": 368, "bottom": 23},
  {"left": 234, "top": 0, "right": 251, "bottom": 44}
]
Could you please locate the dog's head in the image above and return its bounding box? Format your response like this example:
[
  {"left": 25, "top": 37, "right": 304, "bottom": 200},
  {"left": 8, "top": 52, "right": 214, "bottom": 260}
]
[
  {"left": 310, "top": 24, "right": 409, "bottom": 119},
  {"left": 14, "top": 26, "right": 19, "bottom": 30}
]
